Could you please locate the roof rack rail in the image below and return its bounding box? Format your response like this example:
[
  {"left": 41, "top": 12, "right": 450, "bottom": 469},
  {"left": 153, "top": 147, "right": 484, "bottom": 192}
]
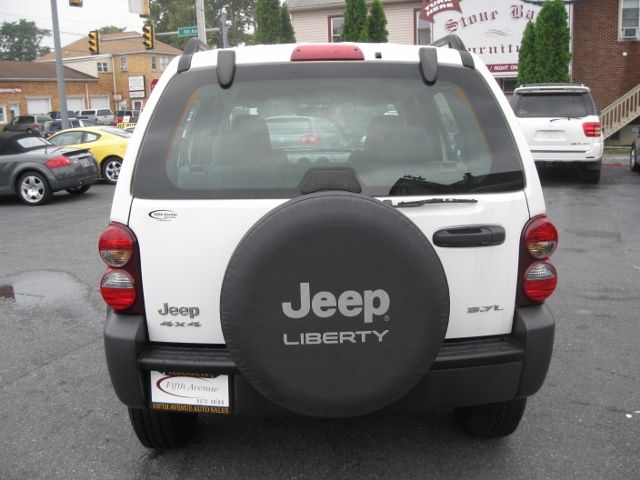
[
  {"left": 430, "top": 34, "right": 474, "bottom": 70},
  {"left": 184, "top": 38, "right": 210, "bottom": 55},
  {"left": 430, "top": 34, "right": 466, "bottom": 51},
  {"left": 178, "top": 38, "right": 210, "bottom": 74}
]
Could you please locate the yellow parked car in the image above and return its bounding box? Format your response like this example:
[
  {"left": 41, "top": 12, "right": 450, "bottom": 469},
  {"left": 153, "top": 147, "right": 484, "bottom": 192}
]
[{"left": 48, "top": 126, "right": 131, "bottom": 184}]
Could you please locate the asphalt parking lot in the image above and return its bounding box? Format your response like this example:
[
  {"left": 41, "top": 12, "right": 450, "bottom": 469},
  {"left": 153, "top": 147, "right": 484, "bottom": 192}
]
[{"left": 1, "top": 155, "right": 639, "bottom": 479}]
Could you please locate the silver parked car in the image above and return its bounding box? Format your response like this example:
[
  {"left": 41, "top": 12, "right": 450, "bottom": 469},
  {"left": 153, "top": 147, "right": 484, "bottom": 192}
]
[{"left": 0, "top": 132, "right": 99, "bottom": 205}]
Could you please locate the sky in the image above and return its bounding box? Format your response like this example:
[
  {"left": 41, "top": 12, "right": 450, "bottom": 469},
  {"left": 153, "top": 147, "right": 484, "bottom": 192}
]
[{"left": 0, "top": 0, "right": 148, "bottom": 48}]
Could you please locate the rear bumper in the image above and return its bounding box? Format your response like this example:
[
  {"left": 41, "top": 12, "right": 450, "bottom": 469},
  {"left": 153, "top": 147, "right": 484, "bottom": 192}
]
[
  {"left": 535, "top": 158, "right": 602, "bottom": 171},
  {"left": 104, "top": 305, "right": 555, "bottom": 414}
]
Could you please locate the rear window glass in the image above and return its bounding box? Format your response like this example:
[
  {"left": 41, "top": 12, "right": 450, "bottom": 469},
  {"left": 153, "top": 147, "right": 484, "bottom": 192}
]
[
  {"left": 16, "top": 136, "right": 50, "bottom": 150},
  {"left": 99, "top": 126, "right": 131, "bottom": 138},
  {"left": 513, "top": 92, "right": 594, "bottom": 118},
  {"left": 132, "top": 63, "right": 524, "bottom": 199}
]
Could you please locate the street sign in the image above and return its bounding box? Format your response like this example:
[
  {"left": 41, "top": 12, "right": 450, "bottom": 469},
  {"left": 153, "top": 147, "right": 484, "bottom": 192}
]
[{"left": 178, "top": 26, "right": 198, "bottom": 37}]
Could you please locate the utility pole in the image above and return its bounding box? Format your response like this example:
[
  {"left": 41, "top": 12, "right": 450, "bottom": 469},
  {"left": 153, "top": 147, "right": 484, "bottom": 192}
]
[
  {"left": 50, "top": 0, "right": 70, "bottom": 129},
  {"left": 221, "top": 8, "right": 229, "bottom": 48},
  {"left": 196, "top": 0, "right": 206, "bottom": 44}
]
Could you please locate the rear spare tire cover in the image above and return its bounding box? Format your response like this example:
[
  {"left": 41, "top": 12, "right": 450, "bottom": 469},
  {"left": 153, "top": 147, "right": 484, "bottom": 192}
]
[{"left": 221, "top": 191, "right": 449, "bottom": 417}]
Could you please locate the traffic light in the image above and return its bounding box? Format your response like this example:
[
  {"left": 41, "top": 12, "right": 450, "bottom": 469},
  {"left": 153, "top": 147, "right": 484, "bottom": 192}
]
[
  {"left": 142, "top": 23, "right": 154, "bottom": 50},
  {"left": 69, "top": 0, "right": 83, "bottom": 6},
  {"left": 88, "top": 30, "right": 99, "bottom": 55}
]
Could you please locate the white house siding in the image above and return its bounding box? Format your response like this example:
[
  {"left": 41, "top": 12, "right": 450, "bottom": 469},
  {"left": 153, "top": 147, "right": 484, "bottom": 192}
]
[
  {"left": 292, "top": 9, "right": 345, "bottom": 43},
  {"left": 291, "top": 2, "right": 419, "bottom": 45},
  {"left": 385, "top": 4, "right": 418, "bottom": 45}
]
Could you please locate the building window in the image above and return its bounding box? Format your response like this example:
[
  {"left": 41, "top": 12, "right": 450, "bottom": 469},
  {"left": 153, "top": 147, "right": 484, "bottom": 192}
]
[
  {"left": 160, "top": 56, "right": 170, "bottom": 71},
  {"left": 621, "top": 0, "right": 640, "bottom": 39},
  {"left": 329, "top": 16, "right": 344, "bottom": 43},
  {"left": 97, "top": 61, "right": 108, "bottom": 73},
  {"left": 0, "top": 105, "right": 6, "bottom": 124},
  {"left": 415, "top": 9, "right": 433, "bottom": 45},
  {"left": 120, "top": 56, "right": 127, "bottom": 72},
  {"left": 151, "top": 55, "right": 157, "bottom": 70},
  {"left": 496, "top": 78, "right": 518, "bottom": 95}
]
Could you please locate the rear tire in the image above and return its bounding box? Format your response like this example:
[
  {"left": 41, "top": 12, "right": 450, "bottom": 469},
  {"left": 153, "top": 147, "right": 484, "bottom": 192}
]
[
  {"left": 630, "top": 146, "right": 640, "bottom": 172},
  {"left": 583, "top": 167, "right": 601, "bottom": 184},
  {"left": 127, "top": 407, "right": 197, "bottom": 449},
  {"left": 455, "top": 397, "right": 527, "bottom": 438},
  {"left": 101, "top": 157, "right": 122, "bottom": 184},
  {"left": 17, "top": 171, "right": 52, "bottom": 205},
  {"left": 66, "top": 185, "right": 91, "bottom": 195}
]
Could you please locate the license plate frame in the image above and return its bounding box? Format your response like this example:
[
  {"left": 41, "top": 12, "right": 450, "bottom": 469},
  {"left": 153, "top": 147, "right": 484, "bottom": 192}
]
[{"left": 150, "top": 371, "right": 230, "bottom": 414}]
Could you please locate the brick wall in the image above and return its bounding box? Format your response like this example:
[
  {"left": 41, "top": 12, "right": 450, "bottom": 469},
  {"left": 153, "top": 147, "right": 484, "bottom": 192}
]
[
  {"left": 0, "top": 80, "right": 101, "bottom": 123},
  {"left": 112, "top": 53, "right": 170, "bottom": 108},
  {"left": 0, "top": 52, "right": 177, "bottom": 125},
  {"left": 572, "top": 0, "right": 640, "bottom": 109}
]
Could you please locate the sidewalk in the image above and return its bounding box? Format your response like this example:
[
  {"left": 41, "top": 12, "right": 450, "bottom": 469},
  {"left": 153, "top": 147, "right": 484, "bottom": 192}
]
[{"left": 603, "top": 148, "right": 629, "bottom": 166}]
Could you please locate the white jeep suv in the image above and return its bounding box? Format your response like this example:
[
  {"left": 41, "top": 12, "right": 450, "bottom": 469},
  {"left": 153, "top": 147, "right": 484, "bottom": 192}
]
[
  {"left": 510, "top": 83, "right": 604, "bottom": 184},
  {"left": 99, "top": 36, "right": 558, "bottom": 448}
]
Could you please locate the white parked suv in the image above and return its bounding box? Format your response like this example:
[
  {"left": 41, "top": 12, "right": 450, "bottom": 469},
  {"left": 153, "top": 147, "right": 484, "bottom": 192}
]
[
  {"left": 510, "top": 83, "right": 604, "bottom": 184},
  {"left": 99, "top": 36, "right": 559, "bottom": 448}
]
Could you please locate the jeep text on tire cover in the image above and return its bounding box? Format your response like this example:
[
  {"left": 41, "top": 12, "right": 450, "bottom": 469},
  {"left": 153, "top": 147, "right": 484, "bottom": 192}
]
[{"left": 99, "top": 38, "right": 558, "bottom": 448}]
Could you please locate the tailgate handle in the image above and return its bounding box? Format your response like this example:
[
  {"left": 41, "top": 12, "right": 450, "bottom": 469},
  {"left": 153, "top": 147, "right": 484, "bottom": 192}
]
[{"left": 433, "top": 225, "right": 505, "bottom": 247}]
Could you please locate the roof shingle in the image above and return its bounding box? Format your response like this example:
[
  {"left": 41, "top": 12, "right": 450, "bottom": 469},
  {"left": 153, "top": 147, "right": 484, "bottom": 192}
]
[{"left": 0, "top": 61, "right": 97, "bottom": 81}]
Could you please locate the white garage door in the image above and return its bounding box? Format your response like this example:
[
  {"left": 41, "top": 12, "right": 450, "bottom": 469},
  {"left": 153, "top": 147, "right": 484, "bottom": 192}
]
[
  {"left": 90, "top": 96, "right": 110, "bottom": 109},
  {"left": 27, "top": 98, "right": 51, "bottom": 114},
  {"left": 67, "top": 97, "right": 85, "bottom": 112}
]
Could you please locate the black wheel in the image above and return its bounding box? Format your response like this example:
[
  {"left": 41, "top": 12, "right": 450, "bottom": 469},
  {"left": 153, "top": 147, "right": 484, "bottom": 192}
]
[
  {"left": 101, "top": 157, "right": 122, "bottom": 184},
  {"left": 455, "top": 397, "right": 527, "bottom": 438},
  {"left": 17, "top": 171, "right": 52, "bottom": 205},
  {"left": 630, "top": 146, "right": 640, "bottom": 172},
  {"left": 127, "top": 407, "right": 197, "bottom": 449},
  {"left": 65, "top": 185, "right": 91, "bottom": 195},
  {"left": 583, "top": 167, "right": 601, "bottom": 184}
]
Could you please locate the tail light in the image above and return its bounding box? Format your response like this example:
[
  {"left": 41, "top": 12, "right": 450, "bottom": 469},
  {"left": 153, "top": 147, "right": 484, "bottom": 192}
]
[
  {"left": 98, "top": 222, "right": 144, "bottom": 313},
  {"left": 100, "top": 270, "right": 136, "bottom": 310},
  {"left": 517, "top": 216, "right": 558, "bottom": 306},
  {"left": 300, "top": 133, "right": 320, "bottom": 145},
  {"left": 45, "top": 155, "right": 72, "bottom": 169},
  {"left": 582, "top": 122, "right": 601, "bottom": 137}
]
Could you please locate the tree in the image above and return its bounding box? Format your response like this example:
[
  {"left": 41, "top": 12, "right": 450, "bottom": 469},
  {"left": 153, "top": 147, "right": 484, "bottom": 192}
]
[
  {"left": 98, "top": 26, "right": 127, "bottom": 35},
  {"left": 255, "top": 0, "right": 282, "bottom": 44},
  {"left": 367, "top": 0, "right": 388, "bottom": 43},
  {"left": 280, "top": 4, "right": 296, "bottom": 43},
  {"left": 0, "top": 19, "right": 51, "bottom": 61},
  {"left": 341, "top": 0, "right": 368, "bottom": 42},
  {"left": 517, "top": 21, "right": 536, "bottom": 85},
  {"left": 149, "top": 0, "right": 255, "bottom": 49},
  {"left": 534, "top": 0, "right": 571, "bottom": 82}
]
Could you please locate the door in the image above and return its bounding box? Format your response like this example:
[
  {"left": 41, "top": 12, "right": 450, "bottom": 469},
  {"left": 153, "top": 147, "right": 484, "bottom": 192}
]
[
  {"left": 67, "top": 97, "right": 85, "bottom": 113},
  {"left": 27, "top": 98, "right": 51, "bottom": 114},
  {"left": 90, "top": 96, "right": 110, "bottom": 109}
]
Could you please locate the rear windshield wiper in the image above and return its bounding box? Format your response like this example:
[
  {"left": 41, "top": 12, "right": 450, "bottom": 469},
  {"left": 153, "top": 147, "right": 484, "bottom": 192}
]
[{"left": 386, "top": 198, "right": 478, "bottom": 208}]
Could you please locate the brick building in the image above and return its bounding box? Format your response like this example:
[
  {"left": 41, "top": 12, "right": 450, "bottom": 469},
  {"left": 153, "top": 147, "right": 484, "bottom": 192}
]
[
  {"left": 0, "top": 31, "right": 181, "bottom": 128},
  {"left": 0, "top": 61, "right": 98, "bottom": 126},
  {"left": 37, "top": 31, "right": 182, "bottom": 112},
  {"left": 572, "top": 0, "right": 640, "bottom": 145}
]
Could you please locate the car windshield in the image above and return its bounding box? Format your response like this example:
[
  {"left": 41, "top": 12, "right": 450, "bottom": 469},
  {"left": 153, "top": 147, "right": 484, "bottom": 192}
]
[
  {"left": 133, "top": 63, "right": 524, "bottom": 199},
  {"left": 513, "top": 92, "right": 592, "bottom": 118}
]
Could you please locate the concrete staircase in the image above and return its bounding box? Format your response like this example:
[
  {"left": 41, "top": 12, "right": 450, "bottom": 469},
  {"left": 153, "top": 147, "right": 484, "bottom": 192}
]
[{"left": 601, "top": 83, "right": 640, "bottom": 139}]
